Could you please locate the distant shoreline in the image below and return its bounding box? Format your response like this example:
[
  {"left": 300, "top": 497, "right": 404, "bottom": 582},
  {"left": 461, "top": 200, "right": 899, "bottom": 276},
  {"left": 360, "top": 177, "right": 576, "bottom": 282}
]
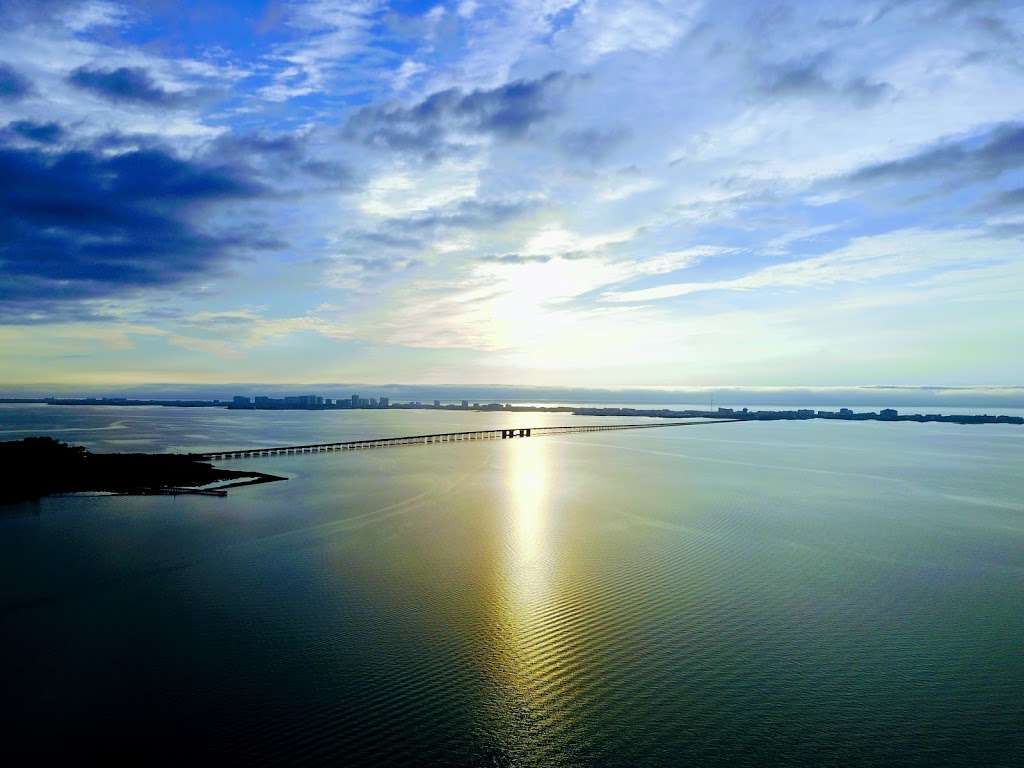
[{"left": 1, "top": 397, "right": 1019, "bottom": 425}]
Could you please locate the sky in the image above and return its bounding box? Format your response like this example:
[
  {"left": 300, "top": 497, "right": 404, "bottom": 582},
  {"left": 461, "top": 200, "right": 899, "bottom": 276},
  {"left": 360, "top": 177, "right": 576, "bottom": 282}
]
[{"left": 1, "top": 0, "right": 1022, "bottom": 391}]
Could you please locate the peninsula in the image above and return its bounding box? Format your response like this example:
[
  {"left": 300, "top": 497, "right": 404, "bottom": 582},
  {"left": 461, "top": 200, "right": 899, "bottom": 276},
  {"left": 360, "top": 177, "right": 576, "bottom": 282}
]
[{"left": 0, "top": 437, "right": 285, "bottom": 504}]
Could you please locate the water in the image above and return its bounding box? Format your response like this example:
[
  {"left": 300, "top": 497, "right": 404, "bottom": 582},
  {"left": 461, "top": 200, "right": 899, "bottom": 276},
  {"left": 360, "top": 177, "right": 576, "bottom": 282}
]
[{"left": 1, "top": 405, "right": 1022, "bottom": 766}]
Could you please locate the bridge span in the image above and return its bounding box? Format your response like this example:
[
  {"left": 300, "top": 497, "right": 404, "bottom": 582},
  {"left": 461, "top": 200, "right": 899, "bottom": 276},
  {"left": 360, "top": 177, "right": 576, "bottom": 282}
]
[{"left": 198, "top": 419, "right": 738, "bottom": 461}]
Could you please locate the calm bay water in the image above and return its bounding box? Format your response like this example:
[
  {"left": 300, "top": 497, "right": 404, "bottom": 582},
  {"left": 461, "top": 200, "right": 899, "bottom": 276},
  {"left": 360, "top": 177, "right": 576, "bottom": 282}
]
[{"left": 1, "top": 404, "right": 1022, "bottom": 766}]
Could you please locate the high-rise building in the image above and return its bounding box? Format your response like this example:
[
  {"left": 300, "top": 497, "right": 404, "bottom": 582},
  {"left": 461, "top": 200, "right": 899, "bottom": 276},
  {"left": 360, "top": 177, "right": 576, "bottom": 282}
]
[
  {"left": 461, "top": 400, "right": 468, "bottom": 409},
  {"left": 433, "top": 400, "right": 441, "bottom": 407},
  {"left": 379, "top": 397, "right": 389, "bottom": 408}
]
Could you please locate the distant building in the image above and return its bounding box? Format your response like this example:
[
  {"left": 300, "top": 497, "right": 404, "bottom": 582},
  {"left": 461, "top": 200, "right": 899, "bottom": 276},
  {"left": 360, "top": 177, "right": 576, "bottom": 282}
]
[
  {"left": 351, "top": 394, "right": 360, "bottom": 407},
  {"left": 839, "top": 408, "right": 854, "bottom": 416},
  {"left": 379, "top": 397, "right": 389, "bottom": 408},
  {"left": 880, "top": 408, "right": 898, "bottom": 419},
  {"left": 232, "top": 395, "right": 250, "bottom": 406},
  {"left": 461, "top": 400, "right": 469, "bottom": 409},
  {"left": 433, "top": 400, "right": 441, "bottom": 407}
]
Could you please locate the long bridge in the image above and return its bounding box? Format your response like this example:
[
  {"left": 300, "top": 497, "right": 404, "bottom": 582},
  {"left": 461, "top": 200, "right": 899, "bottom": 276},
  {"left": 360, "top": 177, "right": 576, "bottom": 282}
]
[{"left": 199, "top": 419, "right": 738, "bottom": 461}]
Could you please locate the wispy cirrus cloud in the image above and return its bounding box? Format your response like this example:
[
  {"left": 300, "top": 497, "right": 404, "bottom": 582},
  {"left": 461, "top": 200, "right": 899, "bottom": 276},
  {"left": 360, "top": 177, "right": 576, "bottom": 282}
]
[
  {"left": 602, "top": 229, "right": 1020, "bottom": 302},
  {"left": 257, "top": 0, "right": 384, "bottom": 102}
]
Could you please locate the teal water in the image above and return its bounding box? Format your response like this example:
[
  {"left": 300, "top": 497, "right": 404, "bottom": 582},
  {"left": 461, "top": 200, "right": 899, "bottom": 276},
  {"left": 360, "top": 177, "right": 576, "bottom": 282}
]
[{"left": 1, "top": 405, "right": 1022, "bottom": 766}]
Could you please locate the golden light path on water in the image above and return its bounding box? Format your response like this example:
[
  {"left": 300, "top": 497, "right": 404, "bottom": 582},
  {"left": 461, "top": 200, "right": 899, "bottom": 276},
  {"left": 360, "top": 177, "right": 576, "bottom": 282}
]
[{"left": 496, "top": 437, "right": 583, "bottom": 755}]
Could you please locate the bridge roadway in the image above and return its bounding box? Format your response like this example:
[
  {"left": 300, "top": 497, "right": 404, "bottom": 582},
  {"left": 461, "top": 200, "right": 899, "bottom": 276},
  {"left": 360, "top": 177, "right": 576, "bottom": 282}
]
[{"left": 199, "top": 419, "right": 738, "bottom": 461}]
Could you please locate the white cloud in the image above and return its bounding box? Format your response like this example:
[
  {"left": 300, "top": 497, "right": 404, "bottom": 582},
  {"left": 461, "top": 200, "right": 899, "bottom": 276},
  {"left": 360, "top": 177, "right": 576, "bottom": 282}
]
[
  {"left": 259, "top": 0, "right": 382, "bottom": 102},
  {"left": 392, "top": 59, "right": 426, "bottom": 91},
  {"left": 556, "top": 0, "right": 701, "bottom": 62},
  {"left": 603, "top": 229, "right": 1021, "bottom": 302}
]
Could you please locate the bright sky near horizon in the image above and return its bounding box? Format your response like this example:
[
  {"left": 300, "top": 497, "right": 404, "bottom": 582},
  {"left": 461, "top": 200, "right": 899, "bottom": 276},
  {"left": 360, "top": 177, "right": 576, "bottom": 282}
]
[{"left": 1, "top": 0, "right": 1022, "bottom": 388}]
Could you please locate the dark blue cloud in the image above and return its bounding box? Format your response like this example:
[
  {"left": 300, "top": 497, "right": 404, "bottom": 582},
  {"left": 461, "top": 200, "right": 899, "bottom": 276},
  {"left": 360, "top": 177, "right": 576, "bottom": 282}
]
[
  {"left": 210, "top": 132, "right": 353, "bottom": 189},
  {"left": 68, "top": 65, "right": 186, "bottom": 107},
  {"left": 974, "top": 186, "right": 1024, "bottom": 222},
  {"left": 6, "top": 120, "right": 63, "bottom": 144},
  {"left": 759, "top": 54, "right": 893, "bottom": 107},
  {"left": 850, "top": 122, "right": 1024, "bottom": 184},
  {"left": 344, "top": 72, "right": 568, "bottom": 159},
  {"left": 0, "top": 61, "right": 32, "bottom": 101},
  {"left": 0, "top": 138, "right": 266, "bottom": 322},
  {"left": 987, "top": 186, "right": 1024, "bottom": 209}
]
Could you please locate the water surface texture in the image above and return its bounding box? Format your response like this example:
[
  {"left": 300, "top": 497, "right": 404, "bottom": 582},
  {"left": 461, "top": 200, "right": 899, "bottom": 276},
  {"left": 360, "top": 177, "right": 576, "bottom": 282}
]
[{"left": 1, "top": 405, "right": 1022, "bottom": 766}]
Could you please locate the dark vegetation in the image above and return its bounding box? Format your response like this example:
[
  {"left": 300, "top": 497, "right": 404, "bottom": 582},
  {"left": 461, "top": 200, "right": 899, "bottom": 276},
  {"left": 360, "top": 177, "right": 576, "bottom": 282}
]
[{"left": 0, "top": 437, "right": 285, "bottom": 503}]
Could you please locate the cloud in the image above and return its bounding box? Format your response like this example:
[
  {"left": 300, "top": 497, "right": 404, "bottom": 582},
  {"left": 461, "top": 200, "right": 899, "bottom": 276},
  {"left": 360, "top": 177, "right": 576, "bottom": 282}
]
[
  {"left": 343, "top": 72, "right": 569, "bottom": 158},
  {"left": 850, "top": 122, "right": 1024, "bottom": 185},
  {"left": 0, "top": 61, "right": 32, "bottom": 100},
  {"left": 602, "top": 228, "right": 1017, "bottom": 302},
  {"left": 181, "top": 305, "right": 354, "bottom": 346},
  {"left": 971, "top": 14, "right": 1019, "bottom": 44},
  {"left": 350, "top": 196, "right": 540, "bottom": 250},
  {"left": 559, "top": 126, "right": 630, "bottom": 164},
  {"left": 758, "top": 54, "right": 893, "bottom": 107},
  {"left": 0, "top": 138, "right": 266, "bottom": 321},
  {"left": 343, "top": 230, "right": 424, "bottom": 250},
  {"left": 208, "top": 131, "right": 354, "bottom": 190},
  {"left": 386, "top": 198, "right": 539, "bottom": 232},
  {"left": 257, "top": 0, "right": 382, "bottom": 102},
  {"left": 67, "top": 65, "right": 190, "bottom": 107},
  {"left": 557, "top": 0, "right": 700, "bottom": 62},
  {"left": 0, "top": 0, "right": 128, "bottom": 29},
  {"left": 982, "top": 187, "right": 1024, "bottom": 211},
  {"left": 479, "top": 253, "right": 553, "bottom": 265},
  {"left": 6, "top": 120, "right": 63, "bottom": 144}
]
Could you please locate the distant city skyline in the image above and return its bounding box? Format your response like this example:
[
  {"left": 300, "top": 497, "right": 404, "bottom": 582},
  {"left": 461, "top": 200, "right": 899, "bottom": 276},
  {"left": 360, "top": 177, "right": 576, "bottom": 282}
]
[
  {"left": 1, "top": 1, "right": 1022, "bottom": 386},
  {"left": 3, "top": 383, "right": 1024, "bottom": 409}
]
